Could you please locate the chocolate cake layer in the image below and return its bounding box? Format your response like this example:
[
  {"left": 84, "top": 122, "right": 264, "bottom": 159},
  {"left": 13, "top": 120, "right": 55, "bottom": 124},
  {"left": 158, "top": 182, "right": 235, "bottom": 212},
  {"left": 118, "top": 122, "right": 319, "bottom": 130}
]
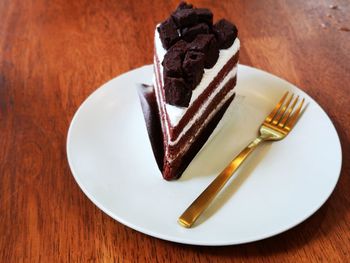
[{"left": 153, "top": 56, "right": 171, "bottom": 153}]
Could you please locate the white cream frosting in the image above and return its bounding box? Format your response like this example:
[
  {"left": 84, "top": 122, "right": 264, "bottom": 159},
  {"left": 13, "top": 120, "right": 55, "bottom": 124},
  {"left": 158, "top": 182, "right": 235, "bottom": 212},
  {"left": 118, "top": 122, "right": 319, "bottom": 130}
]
[{"left": 154, "top": 27, "right": 240, "bottom": 126}]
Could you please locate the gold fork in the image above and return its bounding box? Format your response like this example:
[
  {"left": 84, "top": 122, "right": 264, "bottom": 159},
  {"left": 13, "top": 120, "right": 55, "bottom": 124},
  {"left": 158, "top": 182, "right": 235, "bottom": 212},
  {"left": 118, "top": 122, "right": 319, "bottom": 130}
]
[{"left": 178, "top": 91, "right": 305, "bottom": 228}]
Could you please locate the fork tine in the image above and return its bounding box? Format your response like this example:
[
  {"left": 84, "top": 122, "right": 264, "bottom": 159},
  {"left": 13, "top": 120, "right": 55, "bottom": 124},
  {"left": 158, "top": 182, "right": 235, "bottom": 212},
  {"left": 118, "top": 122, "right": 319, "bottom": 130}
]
[
  {"left": 285, "top": 98, "right": 305, "bottom": 131},
  {"left": 265, "top": 91, "right": 289, "bottom": 123},
  {"left": 278, "top": 95, "right": 299, "bottom": 128},
  {"left": 272, "top": 93, "right": 294, "bottom": 125}
]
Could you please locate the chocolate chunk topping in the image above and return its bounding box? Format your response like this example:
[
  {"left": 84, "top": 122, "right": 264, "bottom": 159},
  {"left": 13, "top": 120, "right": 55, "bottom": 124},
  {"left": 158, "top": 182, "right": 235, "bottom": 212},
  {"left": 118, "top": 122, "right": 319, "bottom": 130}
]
[
  {"left": 157, "top": 18, "right": 179, "bottom": 49},
  {"left": 164, "top": 77, "right": 192, "bottom": 107},
  {"left": 195, "top": 8, "right": 213, "bottom": 24},
  {"left": 157, "top": 2, "right": 239, "bottom": 107},
  {"left": 189, "top": 34, "right": 219, "bottom": 68},
  {"left": 162, "top": 51, "right": 183, "bottom": 77},
  {"left": 213, "top": 19, "right": 238, "bottom": 49},
  {"left": 176, "top": 1, "right": 193, "bottom": 10},
  {"left": 183, "top": 51, "right": 205, "bottom": 89},
  {"left": 168, "top": 40, "right": 188, "bottom": 57},
  {"left": 181, "top": 23, "right": 210, "bottom": 42},
  {"left": 172, "top": 8, "right": 198, "bottom": 28}
]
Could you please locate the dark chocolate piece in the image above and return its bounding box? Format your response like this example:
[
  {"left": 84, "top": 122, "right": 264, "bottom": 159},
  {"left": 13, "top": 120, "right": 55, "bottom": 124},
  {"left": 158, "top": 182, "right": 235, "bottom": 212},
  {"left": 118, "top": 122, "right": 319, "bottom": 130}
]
[
  {"left": 213, "top": 19, "right": 238, "bottom": 49},
  {"left": 167, "top": 40, "right": 188, "bottom": 58},
  {"left": 164, "top": 77, "right": 192, "bottom": 107},
  {"left": 172, "top": 8, "right": 198, "bottom": 28},
  {"left": 182, "top": 51, "right": 205, "bottom": 89},
  {"left": 157, "top": 18, "right": 179, "bottom": 49},
  {"left": 181, "top": 23, "right": 210, "bottom": 42},
  {"left": 189, "top": 34, "right": 219, "bottom": 68},
  {"left": 162, "top": 50, "right": 183, "bottom": 77},
  {"left": 194, "top": 8, "right": 213, "bottom": 25}
]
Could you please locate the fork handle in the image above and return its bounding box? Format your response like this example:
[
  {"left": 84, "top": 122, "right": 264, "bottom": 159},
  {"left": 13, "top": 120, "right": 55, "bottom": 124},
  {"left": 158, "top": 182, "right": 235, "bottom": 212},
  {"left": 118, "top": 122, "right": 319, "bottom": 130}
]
[{"left": 178, "top": 136, "right": 265, "bottom": 228}]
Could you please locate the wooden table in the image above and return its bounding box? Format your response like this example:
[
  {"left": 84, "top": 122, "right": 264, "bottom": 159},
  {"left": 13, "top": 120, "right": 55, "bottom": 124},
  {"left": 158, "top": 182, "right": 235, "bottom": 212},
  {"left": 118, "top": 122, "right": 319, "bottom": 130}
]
[{"left": 1, "top": 0, "right": 349, "bottom": 262}]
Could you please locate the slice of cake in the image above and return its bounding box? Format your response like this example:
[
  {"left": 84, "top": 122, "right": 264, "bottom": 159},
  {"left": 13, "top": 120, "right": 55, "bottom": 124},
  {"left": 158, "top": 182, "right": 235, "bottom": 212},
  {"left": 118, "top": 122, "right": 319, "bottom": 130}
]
[{"left": 153, "top": 2, "right": 240, "bottom": 180}]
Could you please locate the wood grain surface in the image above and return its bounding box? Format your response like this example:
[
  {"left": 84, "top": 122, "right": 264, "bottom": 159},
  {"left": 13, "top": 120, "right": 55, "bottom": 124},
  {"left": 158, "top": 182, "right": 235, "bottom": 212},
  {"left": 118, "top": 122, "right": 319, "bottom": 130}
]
[{"left": 0, "top": 0, "right": 349, "bottom": 262}]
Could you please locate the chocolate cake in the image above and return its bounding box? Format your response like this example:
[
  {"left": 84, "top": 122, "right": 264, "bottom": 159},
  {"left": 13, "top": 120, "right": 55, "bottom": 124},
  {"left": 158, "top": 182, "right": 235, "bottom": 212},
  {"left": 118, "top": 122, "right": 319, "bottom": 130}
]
[{"left": 153, "top": 2, "right": 240, "bottom": 180}]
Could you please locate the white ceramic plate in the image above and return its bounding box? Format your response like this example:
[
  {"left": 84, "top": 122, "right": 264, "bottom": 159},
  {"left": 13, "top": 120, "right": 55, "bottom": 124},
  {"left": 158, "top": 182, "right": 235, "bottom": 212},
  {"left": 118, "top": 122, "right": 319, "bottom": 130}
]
[{"left": 67, "top": 65, "right": 342, "bottom": 246}]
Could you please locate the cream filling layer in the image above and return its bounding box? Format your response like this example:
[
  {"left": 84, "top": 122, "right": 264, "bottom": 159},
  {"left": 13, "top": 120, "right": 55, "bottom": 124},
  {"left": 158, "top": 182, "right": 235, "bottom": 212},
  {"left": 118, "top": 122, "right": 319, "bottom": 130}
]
[{"left": 154, "top": 27, "right": 240, "bottom": 126}]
